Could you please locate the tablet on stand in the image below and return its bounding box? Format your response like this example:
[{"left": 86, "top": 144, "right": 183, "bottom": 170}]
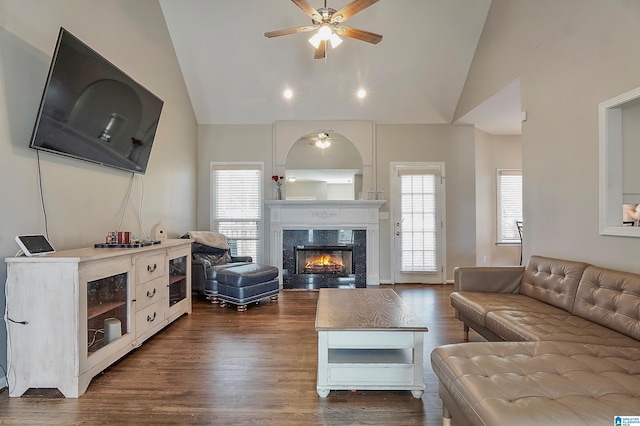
[{"left": 15, "top": 234, "right": 56, "bottom": 256}]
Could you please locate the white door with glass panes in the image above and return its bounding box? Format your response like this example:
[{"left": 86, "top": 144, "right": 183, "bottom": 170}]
[{"left": 391, "top": 162, "right": 445, "bottom": 284}]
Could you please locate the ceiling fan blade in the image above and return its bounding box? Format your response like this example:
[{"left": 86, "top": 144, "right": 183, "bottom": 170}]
[
  {"left": 314, "top": 41, "right": 326, "bottom": 59},
  {"left": 337, "top": 26, "right": 383, "bottom": 44},
  {"left": 330, "top": 0, "right": 379, "bottom": 23},
  {"left": 265, "top": 25, "right": 316, "bottom": 38},
  {"left": 292, "top": 0, "right": 322, "bottom": 21}
]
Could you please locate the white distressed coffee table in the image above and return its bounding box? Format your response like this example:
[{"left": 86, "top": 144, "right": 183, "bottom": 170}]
[{"left": 315, "top": 288, "right": 428, "bottom": 398}]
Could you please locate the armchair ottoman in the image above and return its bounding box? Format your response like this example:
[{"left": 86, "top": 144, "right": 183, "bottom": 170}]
[{"left": 216, "top": 263, "right": 280, "bottom": 312}]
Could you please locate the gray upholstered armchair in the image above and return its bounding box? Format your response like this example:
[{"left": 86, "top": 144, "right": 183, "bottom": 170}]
[{"left": 182, "top": 232, "right": 252, "bottom": 303}]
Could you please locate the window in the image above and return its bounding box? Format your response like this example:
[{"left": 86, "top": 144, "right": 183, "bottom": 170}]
[
  {"left": 211, "top": 163, "right": 263, "bottom": 262},
  {"left": 497, "top": 169, "right": 523, "bottom": 243}
]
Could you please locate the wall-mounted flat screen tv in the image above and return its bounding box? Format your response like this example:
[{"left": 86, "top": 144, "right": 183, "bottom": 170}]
[{"left": 30, "top": 28, "right": 164, "bottom": 174}]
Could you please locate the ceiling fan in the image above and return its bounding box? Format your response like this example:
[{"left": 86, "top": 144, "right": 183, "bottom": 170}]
[
  {"left": 264, "top": 0, "right": 383, "bottom": 59},
  {"left": 299, "top": 131, "right": 336, "bottom": 149}
]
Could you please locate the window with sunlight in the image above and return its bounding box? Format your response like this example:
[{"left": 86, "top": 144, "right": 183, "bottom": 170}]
[
  {"left": 497, "top": 169, "right": 523, "bottom": 244},
  {"left": 211, "top": 163, "right": 263, "bottom": 262}
]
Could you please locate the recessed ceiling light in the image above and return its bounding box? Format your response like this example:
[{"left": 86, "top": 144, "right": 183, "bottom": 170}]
[
  {"left": 283, "top": 89, "right": 293, "bottom": 99},
  {"left": 357, "top": 89, "right": 367, "bottom": 99}
]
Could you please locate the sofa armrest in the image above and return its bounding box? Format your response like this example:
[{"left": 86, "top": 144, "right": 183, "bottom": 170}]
[
  {"left": 454, "top": 266, "right": 525, "bottom": 293},
  {"left": 191, "top": 260, "right": 210, "bottom": 294}
]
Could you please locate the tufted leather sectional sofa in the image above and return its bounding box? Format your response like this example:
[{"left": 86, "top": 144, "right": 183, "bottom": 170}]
[{"left": 431, "top": 255, "right": 640, "bottom": 426}]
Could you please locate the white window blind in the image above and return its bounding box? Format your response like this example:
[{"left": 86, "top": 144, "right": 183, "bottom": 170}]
[
  {"left": 211, "top": 163, "right": 263, "bottom": 262},
  {"left": 497, "top": 169, "right": 523, "bottom": 243},
  {"left": 398, "top": 170, "right": 439, "bottom": 272}
]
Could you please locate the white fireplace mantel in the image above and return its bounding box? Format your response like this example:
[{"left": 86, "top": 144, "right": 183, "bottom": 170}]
[{"left": 265, "top": 200, "right": 385, "bottom": 286}]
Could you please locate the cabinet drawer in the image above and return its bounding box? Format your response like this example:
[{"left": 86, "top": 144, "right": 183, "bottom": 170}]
[
  {"left": 135, "top": 253, "right": 166, "bottom": 284},
  {"left": 136, "top": 277, "right": 164, "bottom": 311},
  {"left": 135, "top": 300, "right": 164, "bottom": 337}
]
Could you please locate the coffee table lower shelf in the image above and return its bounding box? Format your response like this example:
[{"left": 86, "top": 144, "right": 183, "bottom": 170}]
[{"left": 316, "top": 330, "right": 425, "bottom": 398}]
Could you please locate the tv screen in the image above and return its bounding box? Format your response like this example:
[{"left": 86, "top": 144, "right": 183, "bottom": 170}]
[{"left": 30, "top": 28, "right": 163, "bottom": 174}]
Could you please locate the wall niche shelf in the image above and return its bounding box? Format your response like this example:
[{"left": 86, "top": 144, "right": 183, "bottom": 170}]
[{"left": 599, "top": 86, "right": 640, "bottom": 237}]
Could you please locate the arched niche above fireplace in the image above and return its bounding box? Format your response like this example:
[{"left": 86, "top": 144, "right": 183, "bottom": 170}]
[
  {"left": 274, "top": 120, "right": 375, "bottom": 200},
  {"left": 285, "top": 130, "right": 363, "bottom": 200}
]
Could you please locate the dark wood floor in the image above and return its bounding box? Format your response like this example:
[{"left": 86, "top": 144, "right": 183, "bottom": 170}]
[{"left": 0, "top": 284, "right": 482, "bottom": 425}]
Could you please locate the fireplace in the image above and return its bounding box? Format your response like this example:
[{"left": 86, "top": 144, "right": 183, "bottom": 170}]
[
  {"left": 295, "top": 246, "right": 354, "bottom": 276},
  {"left": 282, "top": 229, "right": 365, "bottom": 289},
  {"left": 266, "top": 200, "right": 385, "bottom": 289}
]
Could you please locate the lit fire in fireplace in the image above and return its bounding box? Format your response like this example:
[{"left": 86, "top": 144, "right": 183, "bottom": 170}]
[{"left": 304, "top": 254, "right": 345, "bottom": 274}]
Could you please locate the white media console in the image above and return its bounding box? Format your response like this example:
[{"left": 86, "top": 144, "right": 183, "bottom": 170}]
[{"left": 4, "top": 239, "right": 192, "bottom": 398}]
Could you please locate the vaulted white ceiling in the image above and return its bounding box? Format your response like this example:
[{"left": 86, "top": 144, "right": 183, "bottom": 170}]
[{"left": 159, "top": 0, "right": 519, "bottom": 134}]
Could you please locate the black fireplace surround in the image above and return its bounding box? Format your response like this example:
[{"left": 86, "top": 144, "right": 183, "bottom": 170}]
[{"left": 282, "top": 230, "right": 366, "bottom": 289}]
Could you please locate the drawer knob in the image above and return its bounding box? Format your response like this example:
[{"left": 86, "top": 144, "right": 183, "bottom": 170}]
[
  {"left": 147, "top": 263, "right": 157, "bottom": 273},
  {"left": 147, "top": 288, "right": 156, "bottom": 298},
  {"left": 147, "top": 312, "right": 157, "bottom": 322}
]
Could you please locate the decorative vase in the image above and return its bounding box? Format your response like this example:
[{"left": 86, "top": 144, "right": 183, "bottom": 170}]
[{"left": 276, "top": 185, "right": 282, "bottom": 200}]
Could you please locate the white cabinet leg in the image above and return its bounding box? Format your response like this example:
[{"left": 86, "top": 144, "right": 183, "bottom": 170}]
[{"left": 411, "top": 389, "right": 424, "bottom": 399}]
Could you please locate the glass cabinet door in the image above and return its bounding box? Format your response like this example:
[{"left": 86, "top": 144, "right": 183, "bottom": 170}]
[
  {"left": 168, "top": 255, "right": 187, "bottom": 307},
  {"left": 87, "top": 272, "right": 129, "bottom": 354}
]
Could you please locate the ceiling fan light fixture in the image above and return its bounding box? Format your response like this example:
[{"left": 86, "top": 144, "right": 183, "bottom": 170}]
[
  {"left": 315, "top": 140, "right": 331, "bottom": 149},
  {"left": 318, "top": 24, "right": 333, "bottom": 41},
  {"left": 329, "top": 33, "right": 343, "bottom": 48},
  {"left": 308, "top": 32, "right": 322, "bottom": 49}
]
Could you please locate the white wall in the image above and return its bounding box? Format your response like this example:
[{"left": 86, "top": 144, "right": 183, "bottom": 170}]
[
  {"left": 0, "top": 0, "right": 198, "bottom": 388},
  {"left": 457, "top": 0, "right": 640, "bottom": 272},
  {"left": 196, "top": 124, "right": 273, "bottom": 230},
  {"left": 475, "top": 129, "right": 522, "bottom": 266},
  {"left": 197, "top": 123, "right": 476, "bottom": 284},
  {"left": 376, "top": 124, "right": 477, "bottom": 282}
]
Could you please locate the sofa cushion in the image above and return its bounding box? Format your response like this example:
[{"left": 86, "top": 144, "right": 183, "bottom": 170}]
[
  {"left": 431, "top": 341, "right": 640, "bottom": 426},
  {"left": 521, "top": 255, "right": 589, "bottom": 312},
  {"left": 486, "top": 310, "right": 640, "bottom": 347},
  {"left": 450, "top": 292, "right": 563, "bottom": 328},
  {"left": 573, "top": 266, "right": 640, "bottom": 341}
]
